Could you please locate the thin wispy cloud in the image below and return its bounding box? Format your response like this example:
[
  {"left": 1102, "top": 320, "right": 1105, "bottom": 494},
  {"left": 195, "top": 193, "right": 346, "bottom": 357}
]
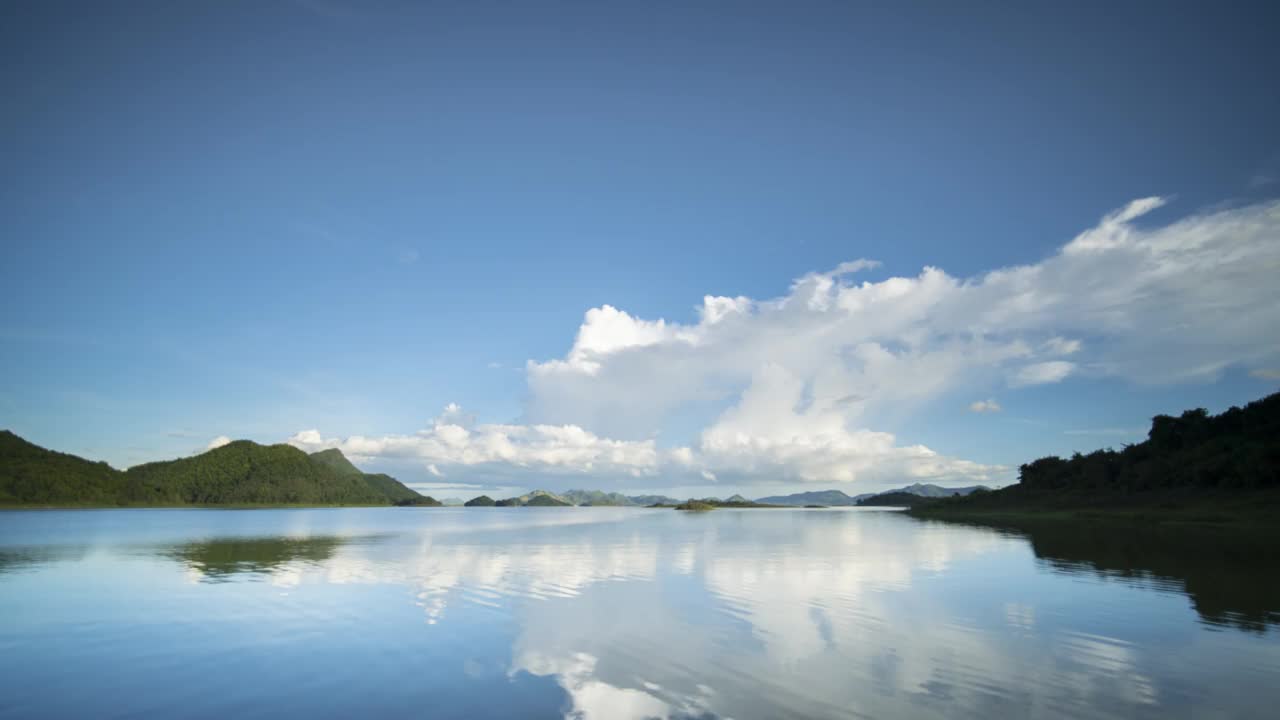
[{"left": 969, "top": 399, "right": 1002, "bottom": 413}]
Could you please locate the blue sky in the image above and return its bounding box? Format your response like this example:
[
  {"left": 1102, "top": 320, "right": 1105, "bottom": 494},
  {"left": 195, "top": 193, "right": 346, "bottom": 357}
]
[{"left": 3, "top": 1, "right": 1278, "bottom": 498}]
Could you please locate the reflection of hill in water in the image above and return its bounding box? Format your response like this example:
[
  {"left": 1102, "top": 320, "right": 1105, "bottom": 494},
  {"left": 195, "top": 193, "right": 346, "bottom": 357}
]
[
  {"left": 0, "top": 546, "right": 89, "bottom": 574},
  {"left": 162, "top": 535, "right": 356, "bottom": 581},
  {"left": 944, "top": 518, "right": 1280, "bottom": 632}
]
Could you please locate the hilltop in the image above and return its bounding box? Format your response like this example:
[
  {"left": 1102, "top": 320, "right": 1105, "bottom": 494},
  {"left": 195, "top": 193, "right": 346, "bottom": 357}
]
[
  {"left": 308, "top": 447, "right": 424, "bottom": 504},
  {"left": 494, "top": 490, "right": 572, "bottom": 507},
  {"left": 0, "top": 431, "right": 432, "bottom": 507}
]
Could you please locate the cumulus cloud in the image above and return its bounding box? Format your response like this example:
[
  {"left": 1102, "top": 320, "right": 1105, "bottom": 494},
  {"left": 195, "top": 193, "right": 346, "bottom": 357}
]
[
  {"left": 287, "top": 405, "right": 664, "bottom": 478},
  {"left": 526, "top": 197, "right": 1280, "bottom": 437},
  {"left": 205, "top": 436, "right": 232, "bottom": 451},
  {"left": 290, "top": 197, "right": 1280, "bottom": 488},
  {"left": 969, "top": 399, "right": 1002, "bottom": 413}
]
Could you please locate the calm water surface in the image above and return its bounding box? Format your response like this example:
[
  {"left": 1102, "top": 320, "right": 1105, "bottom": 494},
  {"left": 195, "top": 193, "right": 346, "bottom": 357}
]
[{"left": 1, "top": 507, "right": 1277, "bottom": 719}]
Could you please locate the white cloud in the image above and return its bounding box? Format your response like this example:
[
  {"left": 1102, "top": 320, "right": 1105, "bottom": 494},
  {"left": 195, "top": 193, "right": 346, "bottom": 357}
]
[
  {"left": 1250, "top": 368, "right": 1280, "bottom": 380},
  {"left": 287, "top": 404, "right": 663, "bottom": 478},
  {"left": 526, "top": 197, "right": 1280, "bottom": 455},
  {"left": 205, "top": 436, "right": 232, "bottom": 451},
  {"left": 969, "top": 399, "right": 1002, "bottom": 413},
  {"left": 1011, "top": 360, "right": 1075, "bottom": 387},
  {"left": 290, "top": 197, "right": 1280, "bottom": 488}
]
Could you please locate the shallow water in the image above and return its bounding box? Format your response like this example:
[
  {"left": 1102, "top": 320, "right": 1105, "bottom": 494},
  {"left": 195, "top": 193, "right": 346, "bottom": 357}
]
[{"left": 1, "top": 507, "right": 1277, "bottom": 719}]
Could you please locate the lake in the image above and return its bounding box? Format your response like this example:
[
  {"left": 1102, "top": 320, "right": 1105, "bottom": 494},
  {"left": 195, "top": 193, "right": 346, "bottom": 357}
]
[{"left": 1, "top": 507, "right": 1277, "bottom": 719}]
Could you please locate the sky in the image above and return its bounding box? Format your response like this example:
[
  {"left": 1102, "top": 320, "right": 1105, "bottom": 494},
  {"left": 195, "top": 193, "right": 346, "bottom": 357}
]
[{"left": 3, "top": 0, "right": 1279, "bottom": 500}]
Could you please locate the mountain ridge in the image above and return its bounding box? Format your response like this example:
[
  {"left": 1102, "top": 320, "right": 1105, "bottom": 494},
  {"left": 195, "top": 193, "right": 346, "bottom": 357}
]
[{"left": 755, "top": 484, "right": 990, "bottom": 507}]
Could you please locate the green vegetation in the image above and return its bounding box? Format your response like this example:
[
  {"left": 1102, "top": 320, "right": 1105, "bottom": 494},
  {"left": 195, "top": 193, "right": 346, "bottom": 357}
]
[
  {"left": 675, "top": 500, "right": 715, "bottom": 511},
  {"left": 910, "top": 391, "right": 1280, "bottom": 525},
  {"left": 464, "top": 495, "right": 495, "bottom": 506},
  {"left": 0, "top": 431, "right": 430, "bottom": 507},
  {"left": 308, "top": 448, "right": 363, "bottom": 477},
  {"left": 1, "top": 430, "right": 130, "bottom": 505},
  {"left": 307, "top": 447, "right": 424, "bottom": 503},
  {"left": 857, "top": 492, "right": 932, "bottom": 507},
  {"left": 363, "top": 473, "right": 427, "bottom": 504},
  {"left": 393, "top": 496, "right": 443, "bottom": 506}
]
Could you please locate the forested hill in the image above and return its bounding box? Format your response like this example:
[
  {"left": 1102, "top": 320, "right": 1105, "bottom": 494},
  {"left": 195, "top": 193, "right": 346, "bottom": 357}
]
[
  {"left": 0, "top": 431, "right": 430, "bottom": 506},
  {"left": 911, "top": 391, "right": 1280, "bottom": 520},
  {"left": 307, "top": 447, "right": 423, "bottom": 503},
  {"left": 0, "top": 430, "right": 127, "bottom": 505}
]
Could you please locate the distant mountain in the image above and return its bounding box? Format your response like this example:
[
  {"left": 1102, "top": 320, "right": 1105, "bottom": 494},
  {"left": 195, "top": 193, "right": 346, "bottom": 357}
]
[
  {"left": 891, "top": 483, "right": 990, "bottom": 498},
  {"left": 524, "top": 493, "right": 572, "bottom": 506},
  {"left": 754, "top": 489, "right": 869, "bottom": 507},
  {"left": 562, "top": 489, "right": 635, "bottom": 506},
  {"left": 725, "top": 494, "right": 751, "bottom": 503},
  {"left": 464, "top": 495, "right": 495, "bottom": 506},
  {"left": 496, "top": 489, "right": 573, "bottom": 507},
  {"left": 755, "top": 484, "right": 989, "bottom": 506},
  {"left": 440, "top": 497, "right": 465, "bottom": 506},
  {"left": 628, "top": 494, "right": 680, "bottom": 507},
  {"left": 857, "top": 492, "right": 932, "bottom": 507},
  {"left": 0, "top": 431, "right": 429, "bottom": 507}
]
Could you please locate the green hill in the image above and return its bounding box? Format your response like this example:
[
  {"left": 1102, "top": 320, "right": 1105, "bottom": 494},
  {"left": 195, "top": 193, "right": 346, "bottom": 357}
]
[
  {"left": 524, "top": 493, "right": 572, "bottom": 506},
  {"left": 464, "top": 495, "right": 495, "bottom": 506},
  {"left": 0, "top": 431, "right": 430, "bottom": 507},
  {"left": 496, "top": 490, "right": 573, "bottom": 507},
  {"left": 309, "top": 447, "right": 364, "bottom": 477},
  {"left": 307, "top": 448, "right": 424, "bottom": 503},
  {"left": 125, "top": 441, "right": 391, "bottom": 505},
  {"left": 911, "top": 391, "right": 1280, "bottom": 524},
  {"left": 362, "top": 473, "right": 426, "bottom": 503},
  {"left": 857, "top": 491, "right": 931, "bottom": 507},
  {"left": 0, "top": 430, "right": 129, "bottom": 505},
  {"left": 561, "top": 489, "right": 634, "bottom": 506}
]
